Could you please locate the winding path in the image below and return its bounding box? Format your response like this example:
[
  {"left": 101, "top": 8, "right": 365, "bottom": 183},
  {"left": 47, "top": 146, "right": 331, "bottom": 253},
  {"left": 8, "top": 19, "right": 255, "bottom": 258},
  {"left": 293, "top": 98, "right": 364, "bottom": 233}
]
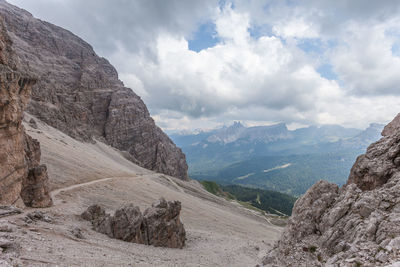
[
  {"left": 50, "top": 174, "right": 186, "bottom": 204},
  {"left": 50, "top": 177, "right": 115, "bottom": 204}
]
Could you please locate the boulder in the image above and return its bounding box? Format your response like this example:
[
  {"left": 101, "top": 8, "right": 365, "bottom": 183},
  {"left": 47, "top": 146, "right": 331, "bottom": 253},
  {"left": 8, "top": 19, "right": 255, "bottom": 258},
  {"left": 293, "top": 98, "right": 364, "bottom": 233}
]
[
  {"left": 81, "top": 204, "right": 106, "bottom": 222},
  {"left": 20, "top": 133, "right": 53, "bottom": 208},
  {"left": 20, "top": 164, "right": 52, "bottom": 208},
  {"left": 144, "top": 198, "right": 186, "bottom": 248},
  {"left": 82, "top": 198, "right": 186, "bottom": 248}
]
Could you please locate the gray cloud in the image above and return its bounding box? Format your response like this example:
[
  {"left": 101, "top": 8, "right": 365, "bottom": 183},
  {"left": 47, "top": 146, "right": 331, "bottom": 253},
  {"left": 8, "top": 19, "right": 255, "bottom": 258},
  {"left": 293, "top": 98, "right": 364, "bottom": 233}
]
[
  {"left": 8, "top": 0, "right": 218, "bottom": 58},
  {"left": 7, "top": 0, "right": 400, "bottom": 130}
]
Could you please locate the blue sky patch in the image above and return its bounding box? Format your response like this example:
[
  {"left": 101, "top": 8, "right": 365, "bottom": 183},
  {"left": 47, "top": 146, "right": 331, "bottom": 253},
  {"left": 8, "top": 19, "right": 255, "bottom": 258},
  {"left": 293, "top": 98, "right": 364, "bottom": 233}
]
[
  {"left": 317, "top": 63, "right": 338, "bottom": 80},
  {"left": 249, "top": 24, "right": 273, "bottom": 39},
  {"left": 297, "top": 39, "right": 338, "bottom": 55},
  {"left": 188, "top": 22, "right": 220, "bottom": 52},
  {"left": 297, "top": 38, "right": 324, "bottom": 54},
  {"left": 392, "top": 42, "right": 400, "bottom": 56}
]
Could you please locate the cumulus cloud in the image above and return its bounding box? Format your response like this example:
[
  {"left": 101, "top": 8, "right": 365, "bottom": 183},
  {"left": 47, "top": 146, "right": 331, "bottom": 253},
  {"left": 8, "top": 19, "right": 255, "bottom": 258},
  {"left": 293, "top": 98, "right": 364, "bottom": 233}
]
[
  {"left": 331, "top": 20, "right": 400, "bottom": 96},
  {"left": 7, "top": 0, "right": 400, "bottom": 130},
  {"left": 122, "top": 6, "right": 338, "bottom": 121}
]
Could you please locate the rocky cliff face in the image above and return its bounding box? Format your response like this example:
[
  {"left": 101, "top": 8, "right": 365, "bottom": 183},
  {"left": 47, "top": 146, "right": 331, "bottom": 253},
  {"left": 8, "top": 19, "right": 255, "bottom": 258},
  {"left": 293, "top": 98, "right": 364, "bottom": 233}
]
[
  {"left": 262, "top": 115, "right": 400, "bottom": 266},
  {"left": 0, "top": 1, "right": 188, "bottom": 180},
  {"left": 0, "top": 18, "right": 52, "bottom": 207}
]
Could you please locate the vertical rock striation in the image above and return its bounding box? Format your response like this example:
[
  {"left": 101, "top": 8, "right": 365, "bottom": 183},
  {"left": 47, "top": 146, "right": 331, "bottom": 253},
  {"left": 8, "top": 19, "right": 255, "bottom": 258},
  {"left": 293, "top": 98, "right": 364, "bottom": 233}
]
[
  {"left": 0, "top": 17, "right": 52, "bottom": 207},
  {"left": 0, "top": 1, "right": 188, "bottom": 180},
  {"left": 262, "top": 115, "right": 400, "bottom": 266},
  {"left": 0, "top": 20, "right": 31, "bottom": 205}
]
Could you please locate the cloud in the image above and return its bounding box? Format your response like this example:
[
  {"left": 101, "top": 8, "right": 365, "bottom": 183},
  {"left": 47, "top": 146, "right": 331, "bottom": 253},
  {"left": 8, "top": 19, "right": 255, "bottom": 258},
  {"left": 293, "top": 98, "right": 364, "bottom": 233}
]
[
  {"left": 7, "top": 0, "right": 400, "bottom": 130},
  {"left": 7, "top": 0, "right": 218, "bottom": 57},
  {"left": 331, "top": 20, "right": 400, "bottom": 96},
  {"left": 129, "top": 7, "right": 329, "bottom": 118}
]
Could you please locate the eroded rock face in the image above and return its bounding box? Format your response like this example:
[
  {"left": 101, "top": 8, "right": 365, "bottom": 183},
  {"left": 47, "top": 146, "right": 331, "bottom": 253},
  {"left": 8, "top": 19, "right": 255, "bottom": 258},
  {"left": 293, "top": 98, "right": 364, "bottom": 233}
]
[
  {"left": 0, "top": 1, "right": 188, "bottom": 180},
  {"left": 82, "top": 198, "right": 186, "bottom": 248},
  {"left": 262, "top": 116, "right": 400, "bottom": 266},
  {"left": 0, "top": 17, "right": 52, "bottom": 207},
  {"left": 0, "top": 18, "right": 31, "bottom": 205},
  {"left": 0, "top": 69, "right": 31, "bottom": 205}
]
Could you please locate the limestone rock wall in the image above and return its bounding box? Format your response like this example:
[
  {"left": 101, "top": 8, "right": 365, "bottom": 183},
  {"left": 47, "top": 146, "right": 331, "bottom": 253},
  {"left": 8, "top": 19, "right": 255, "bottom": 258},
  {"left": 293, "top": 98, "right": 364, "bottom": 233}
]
[
  {"left": 0, "top": 1, "right": 188, "bottom": 180},
  {"left": 0, "top": 17, "right": 51, "bottom": 207},
  {"left": 0, "top": 18, "right": 32, "bottom": 205}
]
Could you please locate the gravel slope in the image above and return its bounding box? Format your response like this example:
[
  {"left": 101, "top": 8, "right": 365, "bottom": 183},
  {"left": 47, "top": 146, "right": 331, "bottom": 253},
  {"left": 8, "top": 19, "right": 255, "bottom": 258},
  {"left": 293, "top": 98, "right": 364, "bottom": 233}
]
[{"left": 0, "top": 114, "right": 283, "bottom": 266}]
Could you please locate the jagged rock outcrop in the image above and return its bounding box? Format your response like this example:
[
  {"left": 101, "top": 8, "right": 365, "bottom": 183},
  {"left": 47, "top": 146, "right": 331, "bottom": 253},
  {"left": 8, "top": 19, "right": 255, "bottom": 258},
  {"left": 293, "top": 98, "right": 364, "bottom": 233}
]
[
  {"left": 0, "top": 1, "right": 188, "bottom": 180},
  {"left": 143, "top": 198, "right": 186, "bottom": 248},
  {"left": 262, "top": 116, "right": 400, "bottom": 266},
  {"left": 0, "top": 17, "right": 52, "bottom": 207},
  {"left": 82, "top": 198, "right": 186, "bottom": 248},
  {"left": 20, "top": 134, "right": 53, "bottom": 207},
  {"left": 382, "top": 113, "right": 400, "bottom": 137}
]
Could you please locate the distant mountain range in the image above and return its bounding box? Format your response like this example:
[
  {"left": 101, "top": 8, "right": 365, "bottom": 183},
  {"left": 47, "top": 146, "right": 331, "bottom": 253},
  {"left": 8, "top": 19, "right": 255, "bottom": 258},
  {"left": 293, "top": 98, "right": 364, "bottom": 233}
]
[{"left": 170, "top": 122, "right": 384, "bottom": 196}]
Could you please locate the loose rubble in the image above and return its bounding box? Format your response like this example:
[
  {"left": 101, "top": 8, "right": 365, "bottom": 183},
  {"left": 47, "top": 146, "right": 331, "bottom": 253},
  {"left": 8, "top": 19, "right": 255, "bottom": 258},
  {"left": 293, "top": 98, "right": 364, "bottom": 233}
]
[{"left": 24, "top": 211, "right": 53, "bottom": 224}]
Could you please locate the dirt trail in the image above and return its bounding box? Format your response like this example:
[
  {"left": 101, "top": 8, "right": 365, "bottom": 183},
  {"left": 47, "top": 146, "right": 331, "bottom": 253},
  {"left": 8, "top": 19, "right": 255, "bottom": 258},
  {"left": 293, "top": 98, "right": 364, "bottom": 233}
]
[
  {"left": 162, "top": 175, "right": 185, "bottom": 193},
  {"left": 50, "top": 174, "right": 186, "bottom": 204},
  {"left": 50, "top": 177, "right": 115, "bottom": 204}
]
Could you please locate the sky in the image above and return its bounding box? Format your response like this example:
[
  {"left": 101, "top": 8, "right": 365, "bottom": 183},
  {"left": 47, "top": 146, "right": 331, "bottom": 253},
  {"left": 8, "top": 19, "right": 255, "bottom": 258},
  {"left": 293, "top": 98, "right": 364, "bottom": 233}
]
[{"left": 8, "top": 0, "right": 400, "bottom": 131}]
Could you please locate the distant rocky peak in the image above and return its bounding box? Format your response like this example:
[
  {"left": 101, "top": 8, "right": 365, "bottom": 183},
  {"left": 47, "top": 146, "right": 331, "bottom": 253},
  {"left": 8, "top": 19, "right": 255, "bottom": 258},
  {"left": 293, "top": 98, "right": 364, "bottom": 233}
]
[
  {"left": 231, "top": 121, "right": 244, "bottom": 128},
  {"left": 206, "top": 121, "right": 291, "bottom": 144},
  {"left": 207, "top": 122, "right": 246, "bottom": 144},
  {"left": 269, "top": 122, "right": 287, "bottom": 131},
  {"left": 369, "top": 122, "right": 385, "bottom": 129}
]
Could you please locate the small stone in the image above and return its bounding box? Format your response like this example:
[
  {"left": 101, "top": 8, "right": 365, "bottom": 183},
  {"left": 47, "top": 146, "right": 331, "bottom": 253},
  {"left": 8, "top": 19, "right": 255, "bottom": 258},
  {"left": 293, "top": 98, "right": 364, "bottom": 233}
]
[
  {"left": 29, "top": 118, "right": 38, "bottom": 129},
  {"left": 0, "top": 225, "right": 13, "bottom": 232},
  {"left": 375, "top": 251, "right": 389, "bottom": 263},
  {"left": 71, "top": 227, "right": 85, "bottom": 239},
  {"left": 0, "top": 239, "right": 15, "bottom": 249},
  {"left": 25, "top": 211, "right": 53, "bottom": 223}
]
